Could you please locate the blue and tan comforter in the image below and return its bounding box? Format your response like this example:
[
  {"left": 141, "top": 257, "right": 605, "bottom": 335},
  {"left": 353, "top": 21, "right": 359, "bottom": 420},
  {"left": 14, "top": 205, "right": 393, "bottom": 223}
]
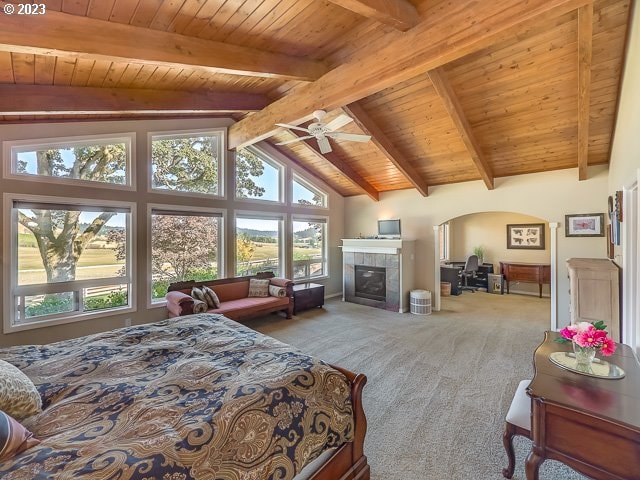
[{"left": 0, "top": 314, "right": 354, "bottom": 479}]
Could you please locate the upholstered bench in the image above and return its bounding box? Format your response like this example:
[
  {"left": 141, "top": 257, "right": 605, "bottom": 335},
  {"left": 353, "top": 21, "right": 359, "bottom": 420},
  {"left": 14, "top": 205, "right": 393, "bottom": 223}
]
[{"left": 502, "top": 379, "right": 532, "bottom": 479}]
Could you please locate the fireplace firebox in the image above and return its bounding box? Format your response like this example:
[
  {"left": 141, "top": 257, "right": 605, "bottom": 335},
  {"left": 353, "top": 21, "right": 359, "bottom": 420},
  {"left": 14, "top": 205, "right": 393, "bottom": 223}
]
[{"left": 354, "top": 265, "right": 386, "bottom": 301}]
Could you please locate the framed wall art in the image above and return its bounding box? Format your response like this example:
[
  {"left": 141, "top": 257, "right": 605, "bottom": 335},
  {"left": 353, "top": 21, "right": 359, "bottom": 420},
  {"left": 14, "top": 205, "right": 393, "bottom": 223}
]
[
  {"left": 565, "top": 213, "right": 605, "bottom": 237},
  {"left": 506, "top": 223, "right": 545, "bottom": 249}
]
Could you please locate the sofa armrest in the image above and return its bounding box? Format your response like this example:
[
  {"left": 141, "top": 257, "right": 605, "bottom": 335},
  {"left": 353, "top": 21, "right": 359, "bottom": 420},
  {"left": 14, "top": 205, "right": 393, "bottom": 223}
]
[
  {"left": 270, "top": 277, "right": 293, "bottom": 288},
  {"left": 166, "top": 290, "right": 194, "bottom": 316},
  {"left": 270, "top": 277, "right": 294, "bottom": 298}
]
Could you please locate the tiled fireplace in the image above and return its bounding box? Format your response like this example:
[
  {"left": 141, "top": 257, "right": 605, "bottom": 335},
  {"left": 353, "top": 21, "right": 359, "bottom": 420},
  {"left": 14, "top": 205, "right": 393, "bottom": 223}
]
[{"left": 342, "top": 239, "right": 414, "bottom": 312}]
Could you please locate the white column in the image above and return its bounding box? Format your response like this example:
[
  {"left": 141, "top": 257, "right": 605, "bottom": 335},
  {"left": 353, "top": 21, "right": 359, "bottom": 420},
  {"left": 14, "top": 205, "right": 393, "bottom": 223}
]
[
  {"left": 433, "top": 225, "right": 441, "bottom": 311},
  {"left": 549, "top": 222, "right": 559, "bottom": 331}
]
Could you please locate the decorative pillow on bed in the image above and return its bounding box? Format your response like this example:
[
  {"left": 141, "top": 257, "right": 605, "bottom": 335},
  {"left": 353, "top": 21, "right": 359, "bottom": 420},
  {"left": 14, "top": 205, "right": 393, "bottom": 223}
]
[
  {"left": 0, "top": 360, "right": 42, "bottom": 420},
  {"left": 0, "top": 410, "right": 40, "bottom": 462},
  {"left": 192, "top": 299, "right": 208, "bottom": 313},
  {"left": 201, "top": 286, "right": 221, "bottom": 308},
  {"left": 269, "top": 285, "right": 287, "bottom": 297},
  {"left": 248, "top": 278, "right": 270, "bottom": 297}
]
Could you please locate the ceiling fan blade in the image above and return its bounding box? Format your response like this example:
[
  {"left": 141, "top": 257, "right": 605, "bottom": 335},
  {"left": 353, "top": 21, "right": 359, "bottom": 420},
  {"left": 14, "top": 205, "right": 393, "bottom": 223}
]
[
  {"left": 275, "top": 123, "right": 309, "bottom": 133},
  {"left": 326, "top": 132, "right": 371, "bottom": 143},
  {"left": 317, "top": 136, "right": 332, "bottom": 154},
  {"left": 324, "top": 113, "right": 353, "bottom": 131},
  {"left": 275, "top": 135, "right": 314, "bottom": 146}
]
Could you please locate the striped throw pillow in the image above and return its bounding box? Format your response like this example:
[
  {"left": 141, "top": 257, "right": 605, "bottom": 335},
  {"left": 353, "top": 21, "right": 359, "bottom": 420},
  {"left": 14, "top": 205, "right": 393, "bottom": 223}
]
[
  {"left": 0, "top": 360, "right": 42, "bottom": 420},
  {"left": 201, "top": 286, "right": 221, "bottom": 308},
  {"left": 0, "top": 410, "right": 40, "bottom": 462}
]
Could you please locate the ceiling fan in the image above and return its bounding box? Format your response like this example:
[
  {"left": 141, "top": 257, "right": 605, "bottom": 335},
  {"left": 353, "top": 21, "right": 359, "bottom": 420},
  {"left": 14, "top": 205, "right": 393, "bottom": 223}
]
[{"left": 275, "top": 110, "right": 371, "bottom": 154}]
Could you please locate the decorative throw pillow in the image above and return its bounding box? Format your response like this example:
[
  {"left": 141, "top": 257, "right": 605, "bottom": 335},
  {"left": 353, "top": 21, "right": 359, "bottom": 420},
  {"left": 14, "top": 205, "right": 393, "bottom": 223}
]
[
  {"left": 0, "top": 410, "right": 40, "bottom": 462},
  {"left": 0, "top": 360, "right": 42, "bottom": 420},
  {"left": 191, "top": 287, "right": 206, "bottom": 303},
  {"left": 248, "top": 278, "right": 270, "bottom": 297},
  {"left": 201, "top": 286, "right": 221, "bottom": 308},
  {"left": 269, "top": 285, "right": 286, "bottom": 297},
  {"left": 192, "top": 299, "right": 208, "bottom": 313}
]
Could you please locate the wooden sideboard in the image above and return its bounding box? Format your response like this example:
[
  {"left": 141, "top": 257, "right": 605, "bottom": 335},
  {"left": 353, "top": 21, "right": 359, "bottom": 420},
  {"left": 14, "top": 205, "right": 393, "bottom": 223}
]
[
  {"left": 499, "top": 261, "right": 550, "bottom": 298},
  {"left": 526, "top": 332, "right": 640, "bottom": 479}
]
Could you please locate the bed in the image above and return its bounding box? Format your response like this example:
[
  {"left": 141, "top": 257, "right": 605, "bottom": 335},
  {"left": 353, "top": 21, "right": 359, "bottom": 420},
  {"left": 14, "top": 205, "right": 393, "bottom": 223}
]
[{"left": 0, "top": 314, "right": 370, "bottom": 480}]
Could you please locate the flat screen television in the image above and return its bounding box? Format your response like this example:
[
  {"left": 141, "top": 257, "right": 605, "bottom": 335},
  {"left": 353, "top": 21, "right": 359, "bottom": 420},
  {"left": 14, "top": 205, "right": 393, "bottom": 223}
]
[{"left": 378, "top": 219, "right": 401, "bottom": 238}]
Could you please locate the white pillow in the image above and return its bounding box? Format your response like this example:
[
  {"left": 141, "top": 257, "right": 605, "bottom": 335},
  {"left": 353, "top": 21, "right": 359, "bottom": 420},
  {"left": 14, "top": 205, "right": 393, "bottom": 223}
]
[
  {"left": 248, "top": 278, "right": 270, "bottom": 297},
  {"left": 0, "top": 360, "right": 42, "bottom": 420}
]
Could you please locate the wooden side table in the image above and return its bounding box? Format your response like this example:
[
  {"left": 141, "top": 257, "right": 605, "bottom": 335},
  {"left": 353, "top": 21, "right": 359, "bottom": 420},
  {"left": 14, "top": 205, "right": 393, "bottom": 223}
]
[{"left": 293, "top": 283, "right": 324, "bottom": 314}]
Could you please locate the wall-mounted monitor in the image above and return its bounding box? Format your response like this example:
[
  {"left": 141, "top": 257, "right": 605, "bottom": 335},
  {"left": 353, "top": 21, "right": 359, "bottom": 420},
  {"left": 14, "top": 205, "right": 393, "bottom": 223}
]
[{"left": 378, "top": 219, "right": 401, "bottom": 238}]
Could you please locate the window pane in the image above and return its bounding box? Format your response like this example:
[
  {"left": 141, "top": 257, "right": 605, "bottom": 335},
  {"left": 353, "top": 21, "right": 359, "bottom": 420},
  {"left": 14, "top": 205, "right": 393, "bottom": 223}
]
[
  {"left": 13, "top": 139, "right": 128, "bottom": 185},
  {"left": 22, "top": 292, "right": 76, "bottom": 321},
  {"left": 151, "top": 133, "right": 221, "bottom": 195},
  {"left": 293, "top": 220, "right": 326, "bottom": 279},
  {"left": 17, "top": 207, "right": 128, "bottom": 286},
  {"left": 236, "top": 218, "right": 281, "bottom": 276},
  {"left": 235, "top": 148, "right": 281, "bottom": 202},
  {"left": 151, "top": 213, "right": 220, "bottom": 301},
  {"left": 84, "top": 285, "right": 129, "bottom": 311},
  {"left": 293, "top": 177, "right": 327, "bottom": 207}
]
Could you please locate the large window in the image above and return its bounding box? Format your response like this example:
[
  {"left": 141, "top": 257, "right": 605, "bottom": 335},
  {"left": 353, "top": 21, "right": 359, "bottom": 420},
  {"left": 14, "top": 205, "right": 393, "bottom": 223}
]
[
  {"left": 6, "top": 197, "right": 134, "bottom": 331},
  {"left": 149, "top": 207, "right": 223, "bottom": 303},
  {"left": 292, "top": 174, "right": 327, "bottom": 207},
  {"left": 235, "top": 215, "right": 282, "bottom": 277},
  {"left": 150, "top": 130, "right": 223, "bottom": 196},
  {"left": 293, "top": 218, "right": 327, "bottom": 280},
  {"left": 235, "top": 147, "right": 283, "bottom": 202},
  {"left": 5, "top": 134, "right": 133, "bottom": 188}
]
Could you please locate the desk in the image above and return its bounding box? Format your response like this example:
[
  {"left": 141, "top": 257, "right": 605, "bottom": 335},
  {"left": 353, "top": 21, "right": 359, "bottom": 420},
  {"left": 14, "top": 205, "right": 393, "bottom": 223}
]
[
  {"left": 526, "top": 332, "right": 640, "bottom": 479},
  {"left": 499, "top": 261, "right": 550, "bottom": 298}
]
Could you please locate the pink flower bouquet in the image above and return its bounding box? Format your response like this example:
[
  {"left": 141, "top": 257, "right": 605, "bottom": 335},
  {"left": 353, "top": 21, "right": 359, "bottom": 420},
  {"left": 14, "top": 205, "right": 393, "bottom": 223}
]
[{"left": 556, "top": 321, "right": 617, "bottom": 356}]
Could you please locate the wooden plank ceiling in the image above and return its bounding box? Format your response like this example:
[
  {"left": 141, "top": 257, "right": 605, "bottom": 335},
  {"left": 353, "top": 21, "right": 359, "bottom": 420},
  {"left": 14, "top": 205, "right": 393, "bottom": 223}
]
[{"left": 0, "top": 0, "right": 631, "bottom": 198}]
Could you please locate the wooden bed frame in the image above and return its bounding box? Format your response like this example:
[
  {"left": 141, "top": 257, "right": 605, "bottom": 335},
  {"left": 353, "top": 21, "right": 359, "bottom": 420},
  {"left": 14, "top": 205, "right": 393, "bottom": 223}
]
[{"left": 308, "top": 365, "right": 370, "bottom": 480}]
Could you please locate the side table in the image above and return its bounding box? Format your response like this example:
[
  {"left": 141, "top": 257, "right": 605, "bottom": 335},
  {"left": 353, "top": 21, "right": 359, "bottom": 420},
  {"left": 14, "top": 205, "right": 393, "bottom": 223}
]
[{"left": 293, "top": 283, "right": 325, "bottom": 314}]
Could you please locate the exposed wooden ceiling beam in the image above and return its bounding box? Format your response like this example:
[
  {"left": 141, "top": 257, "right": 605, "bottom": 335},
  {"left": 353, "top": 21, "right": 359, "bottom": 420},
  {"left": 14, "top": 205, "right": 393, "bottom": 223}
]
[
  {"left": 286, "top": 130, "right": 379, "bottom": 201},
  {"left": 0, "top": 85, "right": 268, "bottom": 115},
  {"left": 326, "top": 0, "right": 419, "bottom": 31},
  {"left": 577, "top": 3, "right": 593, "bottom": 181},
  {"left": 228, "top": 0, "right": 590, "bottom": 149},
  {"left": 427, "top": 68, "right": 494, "bottom": 190},
  {"left": 0, "top": 3, "right": 327, "bottom": 82},
  {"left": 342, "top": 103, "right": 429, "bottom": 196}
]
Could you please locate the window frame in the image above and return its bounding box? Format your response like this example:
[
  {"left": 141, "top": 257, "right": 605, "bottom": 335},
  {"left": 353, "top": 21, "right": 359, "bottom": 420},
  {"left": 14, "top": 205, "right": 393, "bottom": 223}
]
[
  {"left": 3, "top": 133, "right": 136, "bottom": 190},
  {"left": 439, "top": 222, "right": 450, "bottom": 262},
  {"left": 291, "top": 173, "right": 329, "bottom": 209},
  {"left": 147, "top": 203, "right": 226, "bottom": 308},
  {"left": 147, "top": 128, "right": 226, "bottom": 199},
  {"left": 292, "top": 214, "right": 329, "bottom": 282},
  {"left": 234, "top": 146, "right": 285, "bottom": 205},
  {"left": 234, "top": 211, "right": 284, "bottom": 278},
  {"left": 3, "top": 193, "right": 137, "bottom": 333}
]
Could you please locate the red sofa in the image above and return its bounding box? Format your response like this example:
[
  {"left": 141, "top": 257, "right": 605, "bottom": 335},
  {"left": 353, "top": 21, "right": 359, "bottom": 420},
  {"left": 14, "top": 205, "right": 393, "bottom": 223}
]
[{"left": 166, "top": 272, "right": 294, "bottom": 321}]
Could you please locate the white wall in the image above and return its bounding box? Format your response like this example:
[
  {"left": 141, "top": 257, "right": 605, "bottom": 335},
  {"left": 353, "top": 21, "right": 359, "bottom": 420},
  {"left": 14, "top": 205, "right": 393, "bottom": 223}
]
[
  {"left": 449, "top": 212, "right": 551, "bottom": 296},
  {"left": 0, "top": 118, "right": 344, "bottom": 347},
  {"left": 345, "top": 166, "right": 609, "bottom": 328}
]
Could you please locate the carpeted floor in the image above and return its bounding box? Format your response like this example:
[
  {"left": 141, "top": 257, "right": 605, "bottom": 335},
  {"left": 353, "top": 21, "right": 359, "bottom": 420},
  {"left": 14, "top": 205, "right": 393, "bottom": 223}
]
[{"left": 245, "top": 293, "right": 587, "bottom": 480}]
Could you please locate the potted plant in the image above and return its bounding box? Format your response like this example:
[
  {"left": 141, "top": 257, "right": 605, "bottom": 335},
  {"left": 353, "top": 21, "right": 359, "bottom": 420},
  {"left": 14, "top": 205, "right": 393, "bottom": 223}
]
[{"left": 473, "top": 246, "right": 485, "bottom": 264}]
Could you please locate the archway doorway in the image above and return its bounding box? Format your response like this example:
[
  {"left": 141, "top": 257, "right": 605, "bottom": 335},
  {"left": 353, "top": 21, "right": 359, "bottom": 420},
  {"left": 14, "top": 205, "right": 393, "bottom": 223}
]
[{"left": 433, "top": 211, "right": 559, "bottom": 331}]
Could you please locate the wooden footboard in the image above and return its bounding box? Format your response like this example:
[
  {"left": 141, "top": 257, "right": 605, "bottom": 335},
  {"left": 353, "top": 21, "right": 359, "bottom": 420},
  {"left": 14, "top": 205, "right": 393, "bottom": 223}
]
[{"left": 308, "top": 365, "right": 370, "bottom": 480}]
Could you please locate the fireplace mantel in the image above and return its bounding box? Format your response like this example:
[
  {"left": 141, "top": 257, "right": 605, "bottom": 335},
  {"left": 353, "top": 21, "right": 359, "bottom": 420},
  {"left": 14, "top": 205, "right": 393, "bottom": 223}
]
[
  {"left": 341, "top": 238, "right": 404, "bottom": 254},
  {"left": 341, "top": 239, "right": 415, "bottom": 312}
]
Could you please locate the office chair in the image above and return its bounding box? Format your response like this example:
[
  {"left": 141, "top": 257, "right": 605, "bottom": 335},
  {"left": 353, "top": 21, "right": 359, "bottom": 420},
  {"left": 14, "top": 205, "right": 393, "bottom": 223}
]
[{"left": 461, "top": 254, "right": 479, "bottom": 292}]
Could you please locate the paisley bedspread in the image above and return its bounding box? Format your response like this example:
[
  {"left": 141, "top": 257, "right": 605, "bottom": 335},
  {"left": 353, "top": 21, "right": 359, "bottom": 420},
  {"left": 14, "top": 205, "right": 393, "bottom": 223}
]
[{"left": 0, "top": 314, "right": 354, "bottom": 479}]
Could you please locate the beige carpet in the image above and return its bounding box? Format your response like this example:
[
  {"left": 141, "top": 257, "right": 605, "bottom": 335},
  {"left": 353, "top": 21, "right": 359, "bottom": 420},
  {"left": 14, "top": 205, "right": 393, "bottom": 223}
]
[{"left": 245, "top": 293, "right": 587, "bottom": 480}]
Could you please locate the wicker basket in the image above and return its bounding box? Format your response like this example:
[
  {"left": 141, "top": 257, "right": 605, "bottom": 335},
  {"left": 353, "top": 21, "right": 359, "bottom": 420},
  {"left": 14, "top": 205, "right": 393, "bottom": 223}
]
[{"left": 440, "top": 282, "right": 451, "bottom": 297}]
